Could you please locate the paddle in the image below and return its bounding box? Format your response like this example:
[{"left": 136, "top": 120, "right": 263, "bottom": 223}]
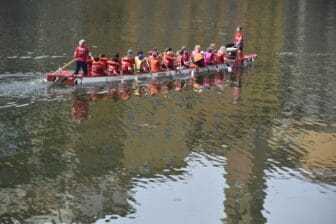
[{"left": 53, "top": 58, "right": 76, "bottom": 73}]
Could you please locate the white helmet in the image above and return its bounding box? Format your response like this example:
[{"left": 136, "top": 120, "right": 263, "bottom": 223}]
[{"left": 79, "top": 39, "right": 86, "bottom": 46}]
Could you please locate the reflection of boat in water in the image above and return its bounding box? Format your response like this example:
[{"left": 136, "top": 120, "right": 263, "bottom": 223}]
[{"left": 70, "top": 67, "right": 248, "bottom": 122}]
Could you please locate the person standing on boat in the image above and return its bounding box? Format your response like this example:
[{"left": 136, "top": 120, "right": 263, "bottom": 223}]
[
  {"left": 73, "top": 39, "right": 90, "bottom": 76},
  {"left": 234, "top": 26, "right": 244, "bottom": 51}
]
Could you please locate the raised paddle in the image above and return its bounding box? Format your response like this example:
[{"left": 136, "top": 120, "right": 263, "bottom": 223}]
[{"left": 53, "top": 58, "right": 76, "bottom": 73}]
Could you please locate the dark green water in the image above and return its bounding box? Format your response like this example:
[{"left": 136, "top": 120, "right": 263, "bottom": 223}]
[{"left": 0, "top": 0, "right": 335, "bottom": 223}]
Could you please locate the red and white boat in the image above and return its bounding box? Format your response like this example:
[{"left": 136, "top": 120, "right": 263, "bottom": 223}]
[{"left": 46, "top": 52, "right": 256, "bottom": 85}]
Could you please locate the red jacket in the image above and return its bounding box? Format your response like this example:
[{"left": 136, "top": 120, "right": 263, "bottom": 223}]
[
  {"left": 234, "top": 32, "right": 244, "bottom": 45},
  {"left": 91, "top": 61, "right": 105, "bottom": 76},
  {"left": 74, "top": 46, "right": 90, "bottom": 62},
  {"left": 121, "top": 57, "right": 135, "bottom": 74},
  {"left": 107, "top": 60, "right": 120, "bottom": 76}
]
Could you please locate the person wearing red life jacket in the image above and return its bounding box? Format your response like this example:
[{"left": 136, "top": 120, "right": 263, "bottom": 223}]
[
  {"left": 121, "top": 49, "right": 135, "bottom": 75},
  {"left": 209, "top": 43, "right": 218, "bottom": 53},
  {"left": 149, "top": 53, "right": 162, "bottom": 73},
  {"left": 99, "top": 53, "right": 109, "bottom": 70},
  {"left": 234, "top": 26, "right": 244, "bottom": 51},
  {"left": 181, "top": 45, "right": 191, "bottom": 67},
  {"left": 91, "top": 57, "right": 106, "bottom": 76},
  {"left": 216, "top": 46, "right": 227, "bottom": 64},
  {"left": 87, "top": 55, "right": 93, "bottom": 72},
  {"left": 204, "top": 47, "right": 216, "bottom": 65},
  {"left": 73, "top": 39, "right": 90, "bottom": 76},
  {"left": 107, "top": 53, "right": 121, "bottom": 76},
  {"left": 163, "top": 51, "right": 175, "bottom": 70}
]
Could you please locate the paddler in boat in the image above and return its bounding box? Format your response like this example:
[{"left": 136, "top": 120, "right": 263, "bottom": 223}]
[
  {"left": 176, "top": 49, "right": 191, "bottom": 69},
  {"left": 191, "top": 45, "right": 201, "bottom": 61},
  {"left": 107, "top": 53, "right": 121, "bottom": 76},
  {"left": 99, "top": 53, "right": 109, "bottom": 70},
  {"left": 216, "top": 46, "right": 227, "bottom": 65},
  {"left": 181, "top": 45, "right": 191, "bottom": 68},
  {"left": 87, "top": 55, "right": 93, "bottom": 72},
  {"left": 91, "top": 56, "right": 107, "bottom": 76},
  {"left": 121, "top": 49, "right": 135, "bottom": 75},
  {"left": 73, "top": 39, "right": 90, "bottom": 77},
  {"left": 148, "top": 52, "right": 163, "bottom": 73},
  {"left": 163, "top": 50, "right": 176, "bottom": 70},
  {"left": 134, "top": 50, "right": 148, "bottom": 72},
  {"left": 204, "top": 47, "right": 216, "bottom": 66},
  {"left": 192, "top": 50, "right": 206, "bottom": 68},
  {"left": 210, "top": 43, "right": 218, "bottom": 53}
]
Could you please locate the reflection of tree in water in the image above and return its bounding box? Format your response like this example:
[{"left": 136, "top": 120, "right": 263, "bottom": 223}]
[{"left": 182, "top": 69, "right": 269, "bottom": 224}]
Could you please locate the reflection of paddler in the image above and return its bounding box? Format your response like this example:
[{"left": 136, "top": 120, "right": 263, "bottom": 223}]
[
  {"left": 161, "top": 81, "right": 170, "bottom": 95},
  {"left": 215, "top": 73, "right": 223, "bottom": 85},
  {"left": 149, "top": 80, "right": 159, "bottom": 95},
  {"left": 175, "top": 80, "right": 182, "bottom": 91},
  {"left": 232, "top": 68, "right": 242, "bottom": 104},
  {"left": 118, "top": 83, "right": 131, "bottom": 100},
  {"left": 203, "top": 77, "right": 210, "bottom": 87},
  {"left": 191, "top": 77, "right": 202, "bottom": 92},
  {"left": 71, "top": 99, "right": 89, "bottom": 122}
]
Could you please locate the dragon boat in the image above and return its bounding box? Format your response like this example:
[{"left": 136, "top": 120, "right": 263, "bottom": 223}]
[{"left": 46, "top": 50, "right": 257, "bottom": 85}]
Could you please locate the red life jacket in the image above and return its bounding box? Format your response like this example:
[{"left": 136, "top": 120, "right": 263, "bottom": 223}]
[
  {"left": 75, "top": 46, "right": 89, "bottom": 62},
  {"left": 87, "top": 58, "right": 93, "bottom": 71},
  {"left": 121, "top": 56, "right": 135, "bottom": 74},
  {"left": 107, "top": 60, "right": 120, "bottom": 76},
  {"left": 234, "top": 32, "right": 244, "bottom": 45},
  {"left": 176, "top": 55, "right": 183, "bottom": 67},
  {"left": 91, "top": 61, "right": 105, "bottom": 76},
  {"left": 150, "top": 58, "right": 161, "bottom": 72},
  {"left": 216, "top": 52, "right": 225, "bottom": 64},
  {"left": 182, "top": 51, "right": 190, "bottom": 64},
  {"left": 163, "top": 55, "right": 175, "bottom": 69},
  {"left": 100, "top": 57, "right": 109, "bottom": 69}
]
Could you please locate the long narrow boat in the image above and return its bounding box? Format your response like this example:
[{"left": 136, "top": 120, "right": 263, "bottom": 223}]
[{"left": 46, "top": 53, "right": 257, "bottom": 85}]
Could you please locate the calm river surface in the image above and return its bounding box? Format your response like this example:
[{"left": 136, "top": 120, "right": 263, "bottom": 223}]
[{"left": 0, "top": 0, "right": 336, "bottom": 223}]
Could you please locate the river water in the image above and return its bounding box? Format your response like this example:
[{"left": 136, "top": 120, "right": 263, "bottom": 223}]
[{"left": 0, "top": 0, "right": 335, "bottom": 223}]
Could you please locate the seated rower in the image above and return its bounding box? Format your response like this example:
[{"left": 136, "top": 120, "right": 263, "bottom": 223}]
[
  {"left": 181, "top": 45, "right": 191, "bottom": 67},
  {"left": 87, "top": 55, "right": 93, "bottom": 72},
  {"left": 192, "top": 51, "right": 206, "bottom": 68},
  {"left": 216, "top": 46, "right": 227, "bottom": 64},
  {"left": 149, "top": 52, "right": 163, "bottom": 73},
  {"left": 107, "top": 53, "right": 121, "bottom": 76},
  {"left": 204, "top": 47, "right": 216, "bottom": 65},
  {"left": 99, "top": 53, "right": 109, "bottom": 70},
  {"left": 135, "top": 50, "right": 148, "bottom": 72},
  {"left": 121, "top": 49, "right": 135, "bottom": 75},
  {"left": 191, "top": 45, "right": 201, "bottom": 61},
  {"left": 163, "top": 50, "right": 175, "bottom": 70},
  {"left": 91, "top": 57, "right": 107, "bottom": 76},
  {"left": 210, "top": 43, "right": 218, "bottom": 53}
]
